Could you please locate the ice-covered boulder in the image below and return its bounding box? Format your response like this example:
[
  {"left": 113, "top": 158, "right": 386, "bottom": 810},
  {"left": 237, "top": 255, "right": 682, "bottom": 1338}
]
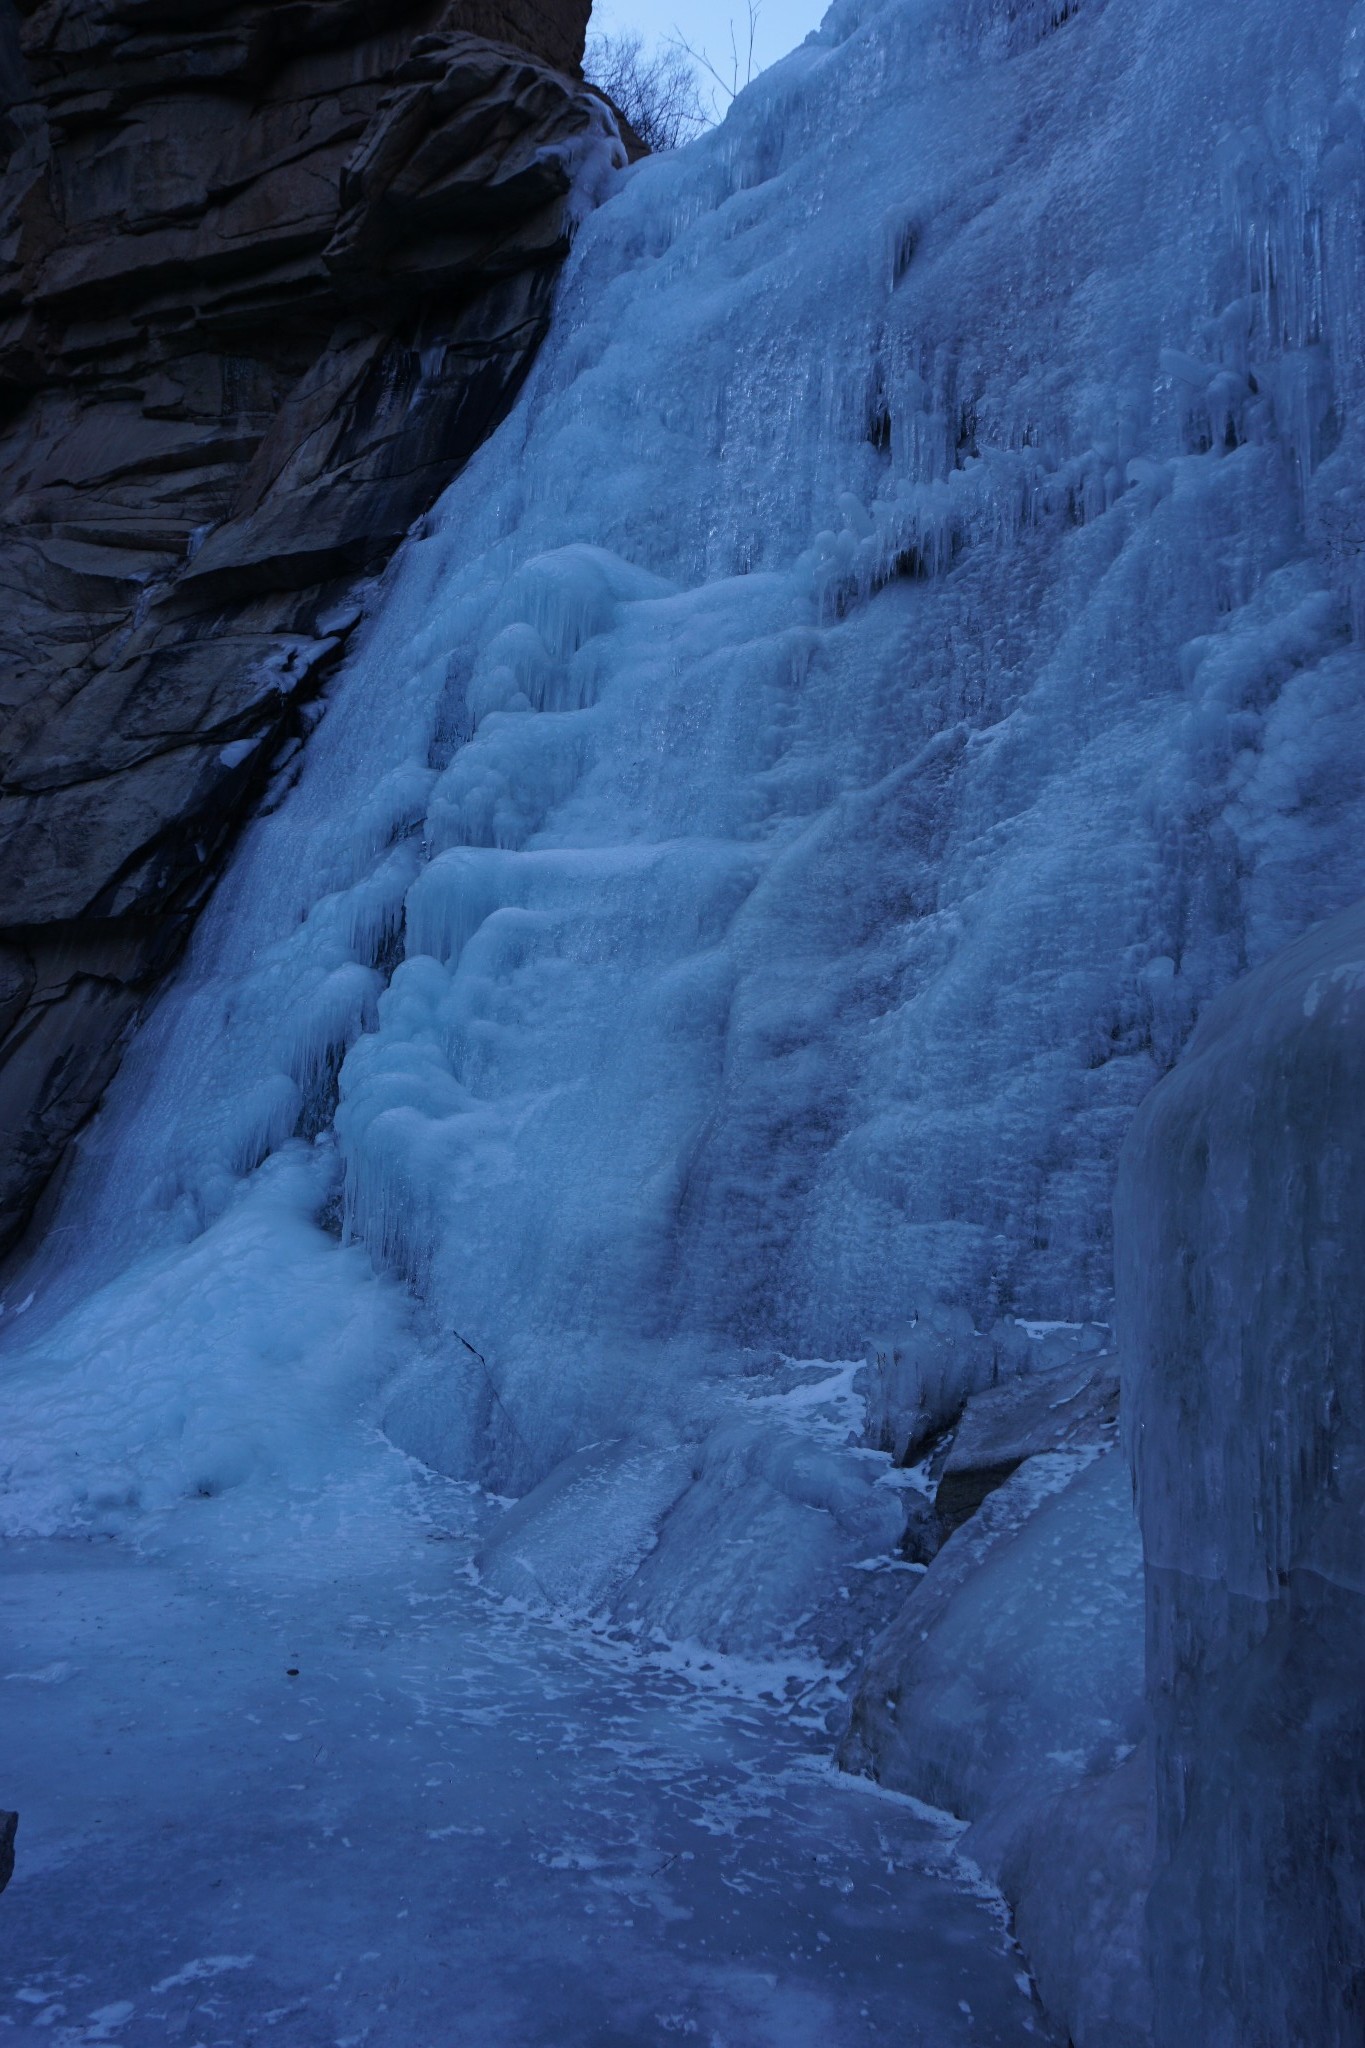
[
  {"left": 861, "top": 1308, "right": 1046, "bottom": 1463},
  {"left": 612, "top": 1400, "right": 909, "bottom": 1662},
  {"left": 841, "top": 1450, "right": 1148, "bottom": 2047},
  {"left": 473, "top": 1437, "right": 694, "bottom": 1615},
  {"left": 471, "top": 1359, "right": 917, "bottom": 1666},
  {"left": 1117, "top": 896, "right": 1365, "bottom": 2048},
  {"left": 936, "top": 1344, "right": 1119, "bottom": 1531}
]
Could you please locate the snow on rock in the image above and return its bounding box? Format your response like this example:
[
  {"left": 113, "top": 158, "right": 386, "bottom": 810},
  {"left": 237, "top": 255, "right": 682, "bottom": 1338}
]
[{"left": 1116, "top": 894, "right": 1365, "bottom": 2048}]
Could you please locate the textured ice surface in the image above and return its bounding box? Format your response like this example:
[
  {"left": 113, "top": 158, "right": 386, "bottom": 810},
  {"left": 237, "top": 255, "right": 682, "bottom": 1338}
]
[
  {"left": 0, "top": 1470, "right": 1054, "bottom": 2048},
  {"left": 4, "top": 0, "right": 1365, "bottom": 2032},
  {"left": 843, "top": 1454, "right": 1144, "bottom": 1846},
  {"left": 8, "top": 0, "right": 1365, "bottom": 1530},
  {"left": 842, "top": 1452, "right": 1148, "bottom": 2046},
  {"left": 1117, "top": 896, "right": 1365, "bottom": 2048}
]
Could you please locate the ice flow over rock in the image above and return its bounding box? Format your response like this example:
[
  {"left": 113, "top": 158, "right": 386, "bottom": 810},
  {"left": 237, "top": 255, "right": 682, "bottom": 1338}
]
[
  {"left": 1, "top": 0, "right": 1365, "bottom": 2033},
  {"left": 9, "top": 0, "right": 1365, "bottom": 1528},
  {"left": 1118, "top": 896, "right": 1365, "bottom": 2048}
]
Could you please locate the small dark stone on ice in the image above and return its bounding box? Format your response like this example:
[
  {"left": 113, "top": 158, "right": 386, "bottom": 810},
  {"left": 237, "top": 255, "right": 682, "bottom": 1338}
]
[{"left": 0, "top": 1811, "right": 17, "bottom": 1895}]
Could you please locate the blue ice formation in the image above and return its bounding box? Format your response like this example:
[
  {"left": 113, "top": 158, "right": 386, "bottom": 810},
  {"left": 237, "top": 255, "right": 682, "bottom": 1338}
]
[{"left": 4, "top": 1, "right": 1365, "bottom": 2038}]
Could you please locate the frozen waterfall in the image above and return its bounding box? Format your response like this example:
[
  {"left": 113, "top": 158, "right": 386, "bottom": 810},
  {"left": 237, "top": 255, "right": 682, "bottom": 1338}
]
[
  {"left": 5, "top": 0, "right": 1365, "bottom": 2038},
  {"left": 10, "top": 0, "right": 1365, "bottom": 1536}
]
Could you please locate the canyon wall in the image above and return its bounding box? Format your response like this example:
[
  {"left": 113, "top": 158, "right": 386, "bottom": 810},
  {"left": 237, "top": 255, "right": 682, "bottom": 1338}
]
[{"left": 0, "top": 0, "right": 618, "bottom": 1255}]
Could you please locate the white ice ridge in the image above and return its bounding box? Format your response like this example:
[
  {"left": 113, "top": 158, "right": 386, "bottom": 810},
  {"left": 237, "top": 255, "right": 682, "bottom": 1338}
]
[{"left": 5, "top": 0, "right": 1365, "bottom": 1545}]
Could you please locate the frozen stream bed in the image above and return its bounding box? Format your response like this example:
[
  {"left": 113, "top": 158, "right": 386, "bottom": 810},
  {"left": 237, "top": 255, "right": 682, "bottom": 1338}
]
[{"left": 0, "top": 1457, "right": 1052, "bottom": 2048}]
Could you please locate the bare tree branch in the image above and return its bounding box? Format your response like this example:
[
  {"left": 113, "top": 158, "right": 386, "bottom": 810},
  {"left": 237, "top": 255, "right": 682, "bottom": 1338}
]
[
  {"left": 583, "top": 28, "right": 709, "bottom": 152},
  {"left": 668, "top": 0, "right": 762, "bottom": 119}
]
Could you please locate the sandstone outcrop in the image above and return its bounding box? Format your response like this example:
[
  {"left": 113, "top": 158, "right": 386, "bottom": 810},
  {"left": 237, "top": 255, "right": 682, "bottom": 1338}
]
[{"left": 0, "top": 0, "right": 619, "bottom": 1253}]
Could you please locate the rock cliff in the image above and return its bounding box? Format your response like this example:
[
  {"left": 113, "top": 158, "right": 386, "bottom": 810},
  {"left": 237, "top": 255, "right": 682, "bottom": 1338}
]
[{"left": 0, "top": 0, "right": 616, "bottom": 1254}]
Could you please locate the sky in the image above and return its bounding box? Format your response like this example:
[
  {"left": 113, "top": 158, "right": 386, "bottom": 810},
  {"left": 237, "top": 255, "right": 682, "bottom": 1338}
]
[{"left": 587, "top": 0, "right": 829, "bottom": 107}]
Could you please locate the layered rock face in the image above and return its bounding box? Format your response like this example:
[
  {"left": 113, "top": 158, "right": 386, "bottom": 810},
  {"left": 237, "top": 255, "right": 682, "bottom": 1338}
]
[
  {"left": 0, "top": 0, "right": 614, "bottom": 1254},
  {"left": 1117, "top": 899, "right": 1365, "bottom": 2048}
]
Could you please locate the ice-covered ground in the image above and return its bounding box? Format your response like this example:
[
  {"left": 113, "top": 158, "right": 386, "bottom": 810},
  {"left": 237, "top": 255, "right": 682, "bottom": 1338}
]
[
  {"left": 0, "top": 1457, "right": 1051, "bottom": 2047},
  {"left": 4, "top": 0, "right": 1365, "bottom": 2032}
]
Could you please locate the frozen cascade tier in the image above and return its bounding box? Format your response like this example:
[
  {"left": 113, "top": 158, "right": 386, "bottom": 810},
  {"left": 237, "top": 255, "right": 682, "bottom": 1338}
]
[
  {"left": 7, "top": 0, "right": 1365, "bottom": 1517},
  {"left": 1118, "top": 895, "right": 1365, "bottom": 2048}
]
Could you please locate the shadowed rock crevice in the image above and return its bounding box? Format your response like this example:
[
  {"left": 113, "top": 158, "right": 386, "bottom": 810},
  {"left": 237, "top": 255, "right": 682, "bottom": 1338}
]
[{"left": 0, "top": 0, "right": 619, "bottom": 1254}]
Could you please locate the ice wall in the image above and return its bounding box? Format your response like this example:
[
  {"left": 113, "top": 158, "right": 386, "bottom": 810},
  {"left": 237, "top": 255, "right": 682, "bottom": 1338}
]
[
  {"left": 1116, "top": 897, "right": 1365, "bottom": 2048},
  {"left": 5, "top": 0, "right": 1365, "bottom": 1553}
]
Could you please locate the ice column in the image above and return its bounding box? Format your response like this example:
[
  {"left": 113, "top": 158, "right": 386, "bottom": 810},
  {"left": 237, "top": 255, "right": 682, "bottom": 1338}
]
[{"left": 1117, "top": 897, "right": 1365, "bottom": 2048}]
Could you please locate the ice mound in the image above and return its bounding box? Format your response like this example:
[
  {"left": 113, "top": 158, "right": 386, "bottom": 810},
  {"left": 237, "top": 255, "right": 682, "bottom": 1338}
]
[{"left": 0, "top": 1145, "right": 408, "bottom": 1538}]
